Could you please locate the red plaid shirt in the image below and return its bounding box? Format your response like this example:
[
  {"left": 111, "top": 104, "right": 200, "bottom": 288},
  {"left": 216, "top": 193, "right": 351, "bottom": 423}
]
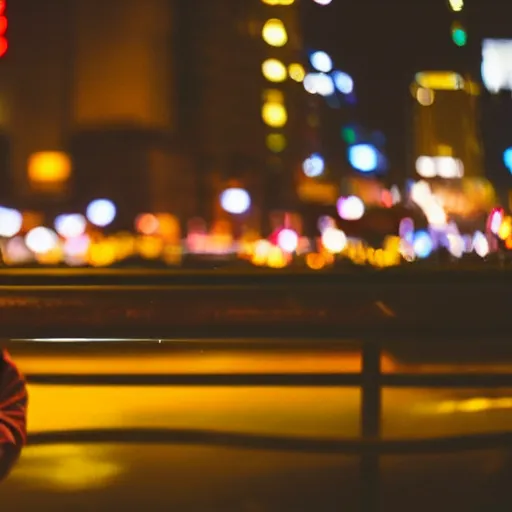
[{"left": 0, "top": 350, "right": 27, "bottom": 479}]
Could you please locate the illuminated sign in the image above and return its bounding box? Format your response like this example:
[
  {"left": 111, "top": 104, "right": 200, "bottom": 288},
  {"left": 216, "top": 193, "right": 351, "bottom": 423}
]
[
  {"left": 415, "top": 71, "right": 464, "bottom": 91},
  {"left": 482, "top": 39, "right": 512, "bottom": 94}
]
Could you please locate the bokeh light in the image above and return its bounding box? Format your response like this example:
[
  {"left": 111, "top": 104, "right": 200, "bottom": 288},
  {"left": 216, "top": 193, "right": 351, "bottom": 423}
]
[
  {"left": 262, "top": 102, "right": 288, "bottom": 127},
  {"left": 220, "top": 188, "right": 251, "bottom": 215},
  {"left": 277, "top": 229, "right": 299, "bottom": 253},
  {"left": 262, "top": 59, "right": 287, "bottom": 82},
  {"left": 503, "top": 147, "right": 512, "bottom": 173},
  {"left": 337, "top": 196, "right": 365, "bottom": 221},
  {"left": 86, "top": 199, "right": 117, "bottom": 227},
  {"left": 54, "top": 214, "right": 87, "bottom": 239},
  {"left": 302, "top": 153, "right": 325, "bottom": 177},
  {"left": 25, "top": 227, "right": 59, "bottom": 254},
  {"left": 413, "top": 230, "right": 433, "bottom": 259},
  {"left": 288, "top": 63, "right": 305, "bottom": 82},
  {"left": 303, "top": 73, "right": 335, "bottom": 96},
  {"left": 333, "top": 71, "right": 354, "bottom": 94},
  {"left": 266, "top": 133, "right": 287, "bottom": 153},
  {"left": 321, "top": 227, "right": 347, "bottom": 253},
  {"left": 348, "top": 144, "right": 378, "bottom": 172},
  {"left": 310, "top": 51, "right": 333, "bottom": 73},
  {"left": 0, "top": 206, "right": 22, "bottom": 237},
  {"left": 262, "top": 19, "right": 288, "bottom": 47}
]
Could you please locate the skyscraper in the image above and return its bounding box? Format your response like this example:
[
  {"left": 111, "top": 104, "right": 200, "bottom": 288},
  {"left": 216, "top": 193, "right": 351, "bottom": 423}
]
[
  {"left": 175, "top": 0, "right": 307, "bottom": 222},
  {"left": 410, "top": 71, "right": 483, "bottom": 181}
]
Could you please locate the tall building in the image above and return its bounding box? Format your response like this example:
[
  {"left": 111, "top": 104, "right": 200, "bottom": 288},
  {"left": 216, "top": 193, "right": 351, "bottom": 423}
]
[
  {"left": 3, "top": 0, "right": 195, "bottom": 226},
  {"left": 174, "top": 0, "right": 308, "bottom": 224},
  {"left": 410, "top": 71, "right": 484, "bottom": 181},
  {"left": 1, "top": 0, "right": 309, "bottom": 229}
]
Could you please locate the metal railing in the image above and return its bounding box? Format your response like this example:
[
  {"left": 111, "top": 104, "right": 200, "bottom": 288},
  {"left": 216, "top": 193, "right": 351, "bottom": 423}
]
[
  {"left": 3, "top": 270, "right": 512, "bottom": 510},
  {"left": 21, "top": 335, "right": 512, "bottom": 512}
]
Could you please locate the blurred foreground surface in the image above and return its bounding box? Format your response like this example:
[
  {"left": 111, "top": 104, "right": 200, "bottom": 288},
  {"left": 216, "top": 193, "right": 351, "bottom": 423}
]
[{"left": 2, "top": 344, "right": 512, "bottom": 511}]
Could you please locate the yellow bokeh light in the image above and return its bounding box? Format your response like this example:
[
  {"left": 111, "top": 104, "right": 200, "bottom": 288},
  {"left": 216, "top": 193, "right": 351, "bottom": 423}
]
[
  {"left": 288, "top": 63, "right": 305, "bottom": 82},
  {"left": 262, "top": 19, "right": 288, "bottom": 47},
  {"left": 448, "top": 0, "right": 463, "bottom": 12},
  {"left": 262, "top": 102, "right": 288, "bottom": 127},
  {"left": 415, "top": 71, "right": 464, "bottom": 91},
  {"left": 262, "top": 58, "right": 287, "bottom": 82},
  {"left": 28, "top": 151, "right": 72, "bottom": 183},
  {"left": 263, "top": 89, "right": 284, "bottom": 103},
  {"left": 262, "top": 0, "right": 295, "bottom": 4},
  {"left": 498, "top": 217, "right": 512, "bottom": 240},
  {"left": 266, "top": 133, "right": 287, "bottom": 153},
  {"left": 416, "top": 87, "right": 435, "bottom": 106}
]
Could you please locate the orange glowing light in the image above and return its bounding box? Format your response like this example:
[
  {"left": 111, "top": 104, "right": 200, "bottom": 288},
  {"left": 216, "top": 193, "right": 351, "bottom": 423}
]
[
  {"left": 0, "top": 16, "right": 7, "bottom": 35},
  {"left": 135, "top": 213, "right": 159, "bottom": 236},
  {"left": 0, "top": 37, "right": 7, "bottom": 58},
  {"left": 0, "top": 2, "right": 5, "bottom": 17}
]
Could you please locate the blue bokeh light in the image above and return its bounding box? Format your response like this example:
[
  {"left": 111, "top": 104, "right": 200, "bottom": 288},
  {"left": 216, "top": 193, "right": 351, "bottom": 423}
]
[
  {"left": 413, "top": 230, "right": 433, "bottom": 259},
  {"left": 504, "top": 147, "right": 512, "bottom": 173},
  {"left": 348, "top": 144, "right": 378, "bottom": 173}
]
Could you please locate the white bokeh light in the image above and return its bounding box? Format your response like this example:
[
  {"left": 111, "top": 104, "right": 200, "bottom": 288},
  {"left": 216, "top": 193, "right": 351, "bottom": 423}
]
[
  {"left": 303, "top": 73, "right": 335, "bottom": 96},
  {"left": 310, "top": 51, "right": 333, "bottom": 73},
  {"left": 302, "top": 153, "right": 325, "bottom": 177},
  {"left": 337, "top": 196, "right": 365, "bottom": 221},
  {"left": 55, "top": 214, "right": 87, "bottom": 239},
  {"left": 86, "top": 199, "right": 117, "bottom": 227},
  {"left": 25, "top": 227, "right": 59, "bottom": 254},
  {"left": 0, "top": 206, "right": 23, "bottom": 238},
  {"left": 277, "top": 229, "right": 299, "bottom": 253},
  {"left": 321, "top": 227, "right": 347, "bottom": 253},
  {"left": 220, "top": 188, "right": 251, "bottom": 215},
  {"left": 313, "top": 0, "right": 333, "bottom": 5}
]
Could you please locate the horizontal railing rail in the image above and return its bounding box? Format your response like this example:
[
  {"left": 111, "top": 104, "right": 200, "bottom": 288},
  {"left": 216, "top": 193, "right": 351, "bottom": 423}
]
[
  {"left": 24, "top": 371, "right": 512, "bottom": 388},
  {"left": 26, "top": 427, "right": 512, "bottom": 456}
]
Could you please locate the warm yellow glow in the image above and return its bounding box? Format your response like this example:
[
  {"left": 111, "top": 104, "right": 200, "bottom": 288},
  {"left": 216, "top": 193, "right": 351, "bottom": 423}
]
[
  {"left": 262, "top": 19, "right": 288, "bottom": 47},
  {"left": 266, "top": 133, "right": 287, "bottom": 153},
  {"left": 262, "top": 0, "right": 295, "bottom": 4},
  {"left": 448, "top": 0, "right": 463, "bottom": 12},
  {"left": 416, "top": 87, "right": 435, "bottom": 106},
  {"left": 15, "top": 445, "right": 123, "bottom": 492},
  {"left": 288, "top": 63, "right": 306, "bottom": 82},
  {"left": 262, "top": 102, "right": 288, "bottom": 127},
  {"left": 262, "top": 58, "right": 287, "bottom": 82},
  {"left": 498, "top": 216, "right": 512, "bottom": 240},
  {"left": 306, "top": 253, "right": 326, "bottom": 270},
  {"left": 415, "top": 71, "right": 464, "bottom": 91},
  {"left": 263, "top": 89, "right": 285, "bottom": 103},
  {"left": 28, "top": 151, "right": 72, "bottom": 183}
]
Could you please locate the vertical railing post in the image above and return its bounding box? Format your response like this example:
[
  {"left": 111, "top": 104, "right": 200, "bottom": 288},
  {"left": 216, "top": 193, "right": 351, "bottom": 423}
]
[{"left": 360, "top": 339, "right": 382, "bottom": 512}]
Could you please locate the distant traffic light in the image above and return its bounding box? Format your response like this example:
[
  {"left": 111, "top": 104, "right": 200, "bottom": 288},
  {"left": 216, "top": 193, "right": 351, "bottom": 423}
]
[{"left": 451, "top": 23, "right": 467, "bottom": 47}]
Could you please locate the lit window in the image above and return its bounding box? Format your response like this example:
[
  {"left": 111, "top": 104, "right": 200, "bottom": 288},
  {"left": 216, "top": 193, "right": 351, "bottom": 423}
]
[
  {"left": 266, "top": 133, "right": 287, "bottom": 153},
  {"left": 262, "top": 19, "right": 288, "bottom": 47},
  {"left": 262, "top": 59, "right": 287, "bottom": 82},
  {"left": 28, "top": 151, "right": 72, "bottom": 183},
  {"left": 288, "top": 63, "right": 305, "bottom": 82},
  {"left": 262, "top": 102, "right": 287, "bottom": 127},
  {"left": 263, "top": 89, "right": 284, "bottom": 103}
]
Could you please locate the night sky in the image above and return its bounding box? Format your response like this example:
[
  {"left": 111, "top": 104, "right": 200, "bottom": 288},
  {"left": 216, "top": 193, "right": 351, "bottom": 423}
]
[{"left": 303, "top": 0, "right": 512, "bottom": 177}]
